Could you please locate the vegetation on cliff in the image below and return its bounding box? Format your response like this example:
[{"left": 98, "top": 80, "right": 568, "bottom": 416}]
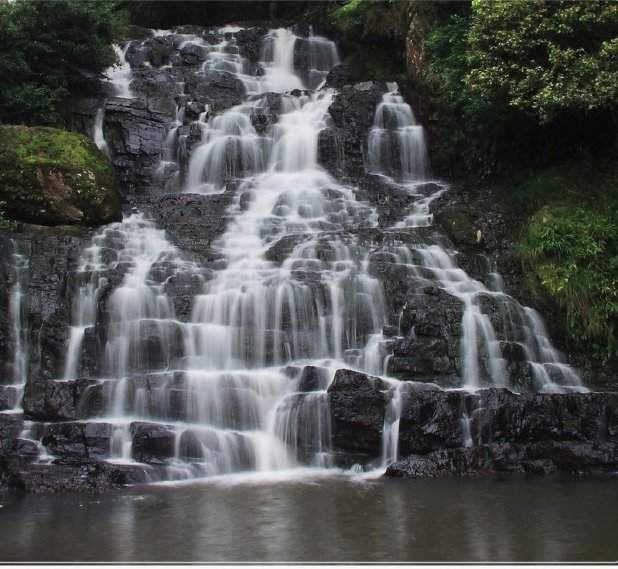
[
  {"left": 517, "top": 161, "right": 618, "bottom": 364},
  {"left": 0, "top": 0, "right": 127, "bottom": 126},
  {"left": 0, "top": 126, "right": 121, "bottom": 227},
  {"left": 329, "top": 0, "right": 617, "bottom": 367}
]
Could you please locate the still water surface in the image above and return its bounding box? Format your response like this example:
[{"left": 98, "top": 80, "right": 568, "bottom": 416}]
[{"left": 1, "top": 472, "right": 616, "bottom": 562}]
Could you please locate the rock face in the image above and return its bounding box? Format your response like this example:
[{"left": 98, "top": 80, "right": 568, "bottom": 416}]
[
  {"left": 102, "top": 98, "right": 177, "bottom": 194},
  {"left": 0, "top": 23, "right": 613, "bottom": 494},
  {"left": 321, "top": 81, "right": 386, "bottom": 178},
  {"left": 388, "top": 286, "right": 464, "bottom": 385},
  {"left": 325, "top": 368, "right": 618, "bottom": 475},
  {"left": 385, "top": 441, "right": 618, "bottom": 478},
  {"left": 327, "top": 369, "right": 389, "bottom": 461},
  {"left": 0, "top": 126, "right": 121, "bottom": 226}
]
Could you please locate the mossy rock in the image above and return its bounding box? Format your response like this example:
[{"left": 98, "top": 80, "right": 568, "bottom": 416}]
[
  {"left": 434, "top": 205, "right": 481, "bottom": 253},
  {"left": 0, "top": 125, "right": 121, "bottom": 227}
]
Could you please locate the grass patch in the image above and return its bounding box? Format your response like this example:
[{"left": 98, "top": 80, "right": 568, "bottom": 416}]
[{"left": 517, "top": 159, "right": 618, "bottom": 365}]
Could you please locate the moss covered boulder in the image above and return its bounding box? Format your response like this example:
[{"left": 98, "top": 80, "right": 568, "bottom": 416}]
[{"left": 0, "top": 125, "right": 121, "bottom": 226}]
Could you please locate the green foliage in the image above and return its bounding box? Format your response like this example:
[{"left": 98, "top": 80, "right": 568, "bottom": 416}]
[
  {"left": 418, "top": 0, "right": 617, "bottom": 177},
  {"left": 0, "top": 125, "right": 120, "bottom": 227},
  {"left": 466, "top": 0, "right": 618, "bottom": 124},
  {"left": 518, "top": 160, "right": 618, "bottom": 364},
  {"left": 0, "top": 0, "right": 127, "bottom": 126},
  {"left": 328, "top": 0, "right": 412, "bottom": 82},
  {"left": 0, "top": 201, "right": 18, "bottom": 231},
  {"left": 330, "top": 0, "right": 413, "bottom": 44}
]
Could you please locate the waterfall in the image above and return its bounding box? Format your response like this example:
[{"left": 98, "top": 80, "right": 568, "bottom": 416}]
[
  {"left": 93, "top": 107, "right": 110, "bottom": 157},
  {"left": 36, "top": 25, "right": 583, "bottom": 485},
  {"left": 107, "top": 44, "right": 134, "bottom": 98},
  {"left": 9, "top": 240, "right": 30, "bottom": 387},
  {"left": 155, "top": 105, "right": 186, "bottom": 193}
]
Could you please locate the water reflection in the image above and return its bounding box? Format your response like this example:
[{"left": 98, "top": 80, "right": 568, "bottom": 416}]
[{"left": 1, "top": 476, "right": 616, "bottom": 562}]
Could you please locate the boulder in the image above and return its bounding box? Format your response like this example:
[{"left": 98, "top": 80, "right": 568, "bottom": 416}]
[
  {"left": 298, "top": 366, "right": 330, "bottom": 392},
  {"left": 327, "top": 368, "right": 388, "bottom": 459},
  {"left": 41, "top": 422, "right": 114, "bottom": 462},
  {"left": 130, "top": 421, "right": 176, "bottom": 463},
  {"left": 23, "top": 379, "right": 102, "bottom": 421},
  {"left": 0, "top": 413, "right": 23, "bottom": 439},
  {"left": 0, "top": 386, "right": 19, "bottom": 411},
  {"left": 0, "top": 126, "right": 121, "bottom": 226}
]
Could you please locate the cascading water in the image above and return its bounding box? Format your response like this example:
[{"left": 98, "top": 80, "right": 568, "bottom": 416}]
[
  {"left": 368, "top": 82, "right": 430, "bottom": 182},
  {"left": 18, "top": 25, "right": 584, "bottom": 485},
  {"left": 107, "top": 44, "right": 134, "bottom": 98},
  {"left": 93, "top": 107, "right": 110, "bottom": 157},
  {"left": 8, "top": 241, "right": 30, "bottom": 398},
  {"left": 184, "top": 27, "right": 339, "bottom": 194}
]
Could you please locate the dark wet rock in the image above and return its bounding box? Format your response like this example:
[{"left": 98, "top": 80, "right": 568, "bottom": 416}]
[
  {"left": 396, "top": 387, "right": 471, "bottom": 455},
  {"left": 187, "top": 70, "right": 245, "bottom": 114},
  {"left": 324, "top": 62, "right": 352, "bottom": 89},
  {"left": 317, "top": 128, "right": 345, "bottom": 178},
  {"left": 327, "top": 368, "right": 388, "bottom": 459},
  {"left": 119, "top": 319, "right": 185, "bottom": 374},
  {"left": 128, "top": 193, "right": 234, "bottom": 267},
  {"left": 0, "top": 386, "right": 19, "bottom": 411},
  {"left": 2, "top": 460, "right": 147, "bottom": 493},
  {"left": 178, "top": 429, "right": 203, "bottom": 459},
  {"left": 388, "top": 337, "right": 459, "bottom": 384},
  {"left": 0, "top": 413, "right": 23, "bottom": 439},
  {"left": 327, "top": 380, "right": 617, "bottom": 470},
  {"left": 433, "top": 203, "right": 482, "bottom": 254},
  {"left": 235, "top": 27, "right": 267, "bottom": 63},
  {"left": 396, "top": 388, "right": 618, "bottom": 457},
  {"left": 76, "top": 381, "right": 107, "bottom": 418},
  {"left": 103, "top": 97, "right": 176, "bottom": 194},
  {"left": 264, "top": 234, "right": 308, "bottom": 264},
  {"left": 248, "top": 92, "right": 296, "bottom": 135},
  {"left": 298, "top": 366, "right": 330, "bottom": 392},
  {"left": 384, "top": 441, "right": 618, "bottom": 478},
  {"left": 146, "top": 36, "right": 175, "bottom": 67},
  {"left": 387, "top": 286, "right": 464, "bottom": 385},
  {"left": 74, "top": 326, "right": 102, "bottom": 379},
  {"left": 129, "top": 65, "right": 184, "bottom": 101},
  {"left": 469, "top": 389, "right": 618, "bottom": 446},
  {"left": 23, "top": 380, "right": 78, "bottom": 421},
  {"left": 0, "top": 230, "right": 90, "bottom": 382},
  {"left": 399, "top": 286, "right": 464, "bottom": 339},
  {"left": 179, "top": 43, "right": 209, "bottom": 65},
  {"left": 41, "top": 422, "right": 114, "bottom": 461},
  {"left": 164, "top": 271, "right": 205, "bottom": 321},
  {"left": 324, "top": 81, "right": 385, "bottom": 178},
  {"left": 454, "top": 252, "right": 497, "bottom": 289},
  {"left": 354, "top": 175, "right": 417, "bottom": 228},
  {"left": 130, "top": 421, "right": 176, "bottom": 463},
  {"left": 68, "top": 95, "right": 104, "bottom": 142},
  {"left": 0, "top": 437, "right": 39, "bottom": 463},
  {"left": 23, "top": 379, "right": 102, "bottom": 421}
]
